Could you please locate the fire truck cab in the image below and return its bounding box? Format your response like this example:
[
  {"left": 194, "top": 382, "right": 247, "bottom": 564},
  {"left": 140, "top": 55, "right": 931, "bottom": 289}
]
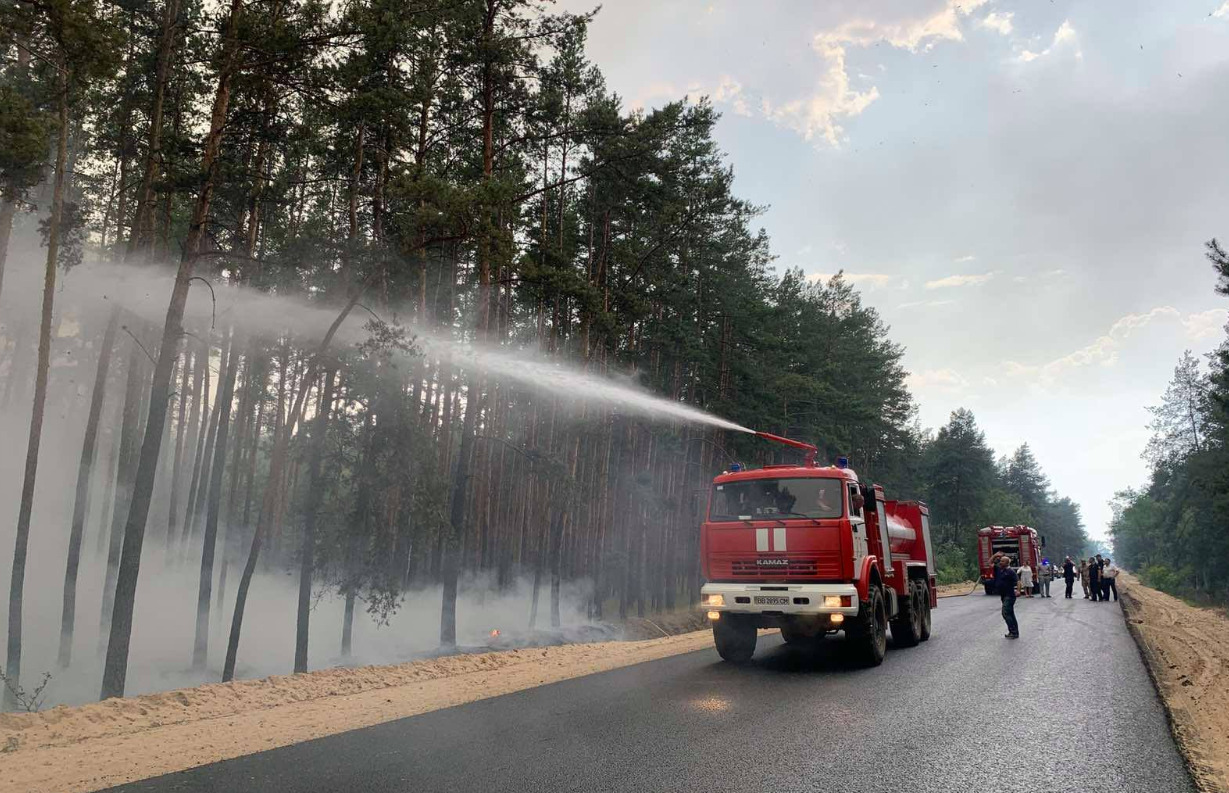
[{"left": 699, "top": 434, "right": 937, "bottom": 666}]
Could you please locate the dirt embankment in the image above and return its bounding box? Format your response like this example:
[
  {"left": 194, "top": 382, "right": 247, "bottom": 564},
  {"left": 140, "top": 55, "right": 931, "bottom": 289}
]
[
  {"left": 0, "top": 629, "right": 716, "bottom": 793},
  {"left": 1119, "top": 572, "right": 1229, "bottom": 793},
  {"left": 935, "top": 580, "right": 980, "bottom": 597}
]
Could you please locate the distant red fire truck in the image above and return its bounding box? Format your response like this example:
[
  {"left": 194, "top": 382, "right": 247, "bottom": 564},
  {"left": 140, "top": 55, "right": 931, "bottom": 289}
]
[
  {"left": 699, "top": 432, "right": 936, "bottom": 666},
  {"left": 977, "top": 525, "right": 1044, "bottom": 595}
]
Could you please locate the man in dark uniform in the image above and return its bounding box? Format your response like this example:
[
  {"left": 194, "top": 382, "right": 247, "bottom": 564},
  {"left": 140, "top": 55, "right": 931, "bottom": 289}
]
[
  {"left": 1062, "top": 556, "right": 1077, "bottom": 598},
  {"left": 1088, "top": 555, "right": 1101, "bottom": 601},
  {"left": 992, "top": 553, "right": 1019, "bottom": 639}
]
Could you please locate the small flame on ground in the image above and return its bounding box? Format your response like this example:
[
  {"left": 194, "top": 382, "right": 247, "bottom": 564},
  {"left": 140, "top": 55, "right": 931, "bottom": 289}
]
[{"left": 489, "top": 629, "right": 501, "bottom": 639}]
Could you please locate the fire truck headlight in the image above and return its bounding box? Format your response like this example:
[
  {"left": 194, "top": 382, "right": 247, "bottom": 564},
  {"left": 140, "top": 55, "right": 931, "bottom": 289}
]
[
  {"left": 830, "top": 613, "right": 845, "bottom": 625},
  {"left": 823, "top": 596, "right": 842, "bottom": 608},
  {"left": 707, "top": 611, "right": 721, "bottom": 621},
  {"left": 703, "top": 594, "right": 724, "bottom": 607}
]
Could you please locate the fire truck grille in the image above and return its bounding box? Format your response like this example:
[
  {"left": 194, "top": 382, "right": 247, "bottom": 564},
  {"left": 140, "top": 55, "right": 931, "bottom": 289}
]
[{"left": 713, "top": 553, "right": 841, "bottom": 579}]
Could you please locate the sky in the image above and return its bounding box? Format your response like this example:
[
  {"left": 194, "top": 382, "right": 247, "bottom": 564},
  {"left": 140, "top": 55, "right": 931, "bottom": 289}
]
[{"left": 559, "top": 0, "right": 1229, "bottom": 541}]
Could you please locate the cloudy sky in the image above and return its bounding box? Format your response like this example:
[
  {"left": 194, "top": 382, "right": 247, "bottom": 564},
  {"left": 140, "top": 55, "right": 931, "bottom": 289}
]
[{"left": 560, "top": 0, "right": 1229, "bottom": 540}]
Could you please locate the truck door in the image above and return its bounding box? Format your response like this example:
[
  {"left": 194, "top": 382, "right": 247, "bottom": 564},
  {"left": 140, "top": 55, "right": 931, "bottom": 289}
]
[{"left": 848, "top": 483, "right": 867, "bottom": 577}]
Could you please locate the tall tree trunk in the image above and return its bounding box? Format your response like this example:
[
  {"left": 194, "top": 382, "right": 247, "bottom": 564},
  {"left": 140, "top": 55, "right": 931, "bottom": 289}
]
[
  {"left": 439, "top": 0, "right": 497, "bottom": 647},
  {"left": 192, "top": 332, "right": 238, "bottom": 670},
  {"left": 99, "top": 342, "right": 145, "bottom": 649},
  {"left": 165, "top": 346, "right": 193, "bottom": 554},
  {"left": 58, "top": 308, "right": 120, "bottom": 668},
  {"left": 0, "top": 198, "right": 14, "bottom": 306},
  {"left": 4, "top": 72, "right": 69, "bottom": 709},
  {"left": 223, "top": 288, "right": 366, "bottom": 682},
  {"left": 100, "top": 0, "right": 247, "bottom": 700},
  {"left": 187, "top": 340, "right": 229, "bottom": 542},
  {"left": 181, "top": 343, "right": 211, "bottom": 552},
  {"left": 295, "top": 368, "right": 336, "bottom": 673},
  {"left": 129, "top": 0, "right": 182, "bottom": 257}
]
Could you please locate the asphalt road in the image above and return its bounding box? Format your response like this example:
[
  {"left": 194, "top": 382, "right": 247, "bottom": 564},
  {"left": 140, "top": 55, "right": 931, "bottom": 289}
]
[{"left": 108, "top": 588, "right": 1194, "bottom": 793}]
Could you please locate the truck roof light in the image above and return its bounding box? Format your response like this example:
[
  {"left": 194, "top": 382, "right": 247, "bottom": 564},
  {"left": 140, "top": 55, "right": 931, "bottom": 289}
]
[
  {"left": 729, "top": 462, "right": 742, "bottom": 472},
  {"left": 836, "top": 456, "right": 849, "bottom": 469}
]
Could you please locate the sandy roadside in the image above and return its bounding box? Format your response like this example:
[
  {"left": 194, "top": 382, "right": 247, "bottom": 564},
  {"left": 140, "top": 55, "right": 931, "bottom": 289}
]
[
  {"left": 936, "top": 580, "right": 979, "bottom": 597},
  {"left": 1119, "top": 572, "right": 1229, "bottom": 793},
  {"left": 0, "top": 629, "right": 719, "bottom": 793}
]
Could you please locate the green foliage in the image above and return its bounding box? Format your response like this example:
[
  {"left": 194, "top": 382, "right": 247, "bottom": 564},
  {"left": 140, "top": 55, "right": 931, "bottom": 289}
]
[
  {"left": 1111, "top": 249, "right": 1229, "bottom": 603},
  {"left": 0, "top": 83, "right": 52, "bottom": 201},
  {"left": 934, "top": 541, "right": 975, "bottom": 585}
]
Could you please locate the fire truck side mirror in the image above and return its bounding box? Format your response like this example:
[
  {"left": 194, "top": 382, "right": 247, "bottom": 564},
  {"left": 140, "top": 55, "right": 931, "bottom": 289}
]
[{"left": 1041, "top": 535, "right": 1047, "bottom": 548}]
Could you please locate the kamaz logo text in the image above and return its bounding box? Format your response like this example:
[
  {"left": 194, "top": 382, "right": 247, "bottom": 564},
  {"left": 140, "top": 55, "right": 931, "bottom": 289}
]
[{"left": 756, "top": 558, "right": 789, "bottom": 566}]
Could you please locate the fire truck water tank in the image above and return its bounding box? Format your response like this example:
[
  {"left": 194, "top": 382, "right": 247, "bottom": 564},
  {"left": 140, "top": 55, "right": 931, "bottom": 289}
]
[{"left": 886, "top": 514, "right": 917, "bottom": 553}]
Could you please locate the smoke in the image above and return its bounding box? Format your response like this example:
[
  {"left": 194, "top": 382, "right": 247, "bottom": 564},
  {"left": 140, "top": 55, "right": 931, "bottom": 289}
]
[{"left": 0, "top": 255, "right": 730, "bottom": 709}]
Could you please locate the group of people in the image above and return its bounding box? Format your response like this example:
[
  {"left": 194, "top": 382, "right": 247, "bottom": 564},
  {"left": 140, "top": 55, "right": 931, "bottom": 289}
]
[
  {"left": 990, "top": 551, "right": 1120, "bottom": 640},
  {"left": 1060, "top": 554, "right": 1119, "bottom": 601}
]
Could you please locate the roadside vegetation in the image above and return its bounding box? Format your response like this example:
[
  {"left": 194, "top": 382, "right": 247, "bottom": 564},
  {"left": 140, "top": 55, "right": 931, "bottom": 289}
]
[{"left": 1111, "top": 248, "right": 1229, "bottom": 605}]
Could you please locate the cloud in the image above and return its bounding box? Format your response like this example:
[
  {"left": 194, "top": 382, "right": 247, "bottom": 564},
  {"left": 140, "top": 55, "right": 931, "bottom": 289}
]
[
  {"left": 762, "top": 0, "right": 988, "bottom": 145},
  {"left": 1215, "top": 2, "right": 1229, "bottom": 19},
  {"left": 1182, "top": 308, "right": 1229, "bottom": 341},
  {"left": 811, "top": 272, "right": 892, "bottom": 288},
  {"left": 954, "top": 254, "right": 976, "bottom": 263},
  {"left": 1019, "top": 20, "right": 1080, "bottom": 63},
  {"left": 630, "top": 81, "right": 678, "bottom": 111},
  {"left": 908, "top": 367, "right": 970, "bottom": 393},
  {"left": 1003, "top": 307, "right": 1182, "bottom": 383},
  {"left": 708, "top": 76, "right": 751, "bottom": 117},
  {"left": 925, "top": 271, "right": 997, "bottom": 289},
  {"left": 979, "top": 11, "right": 1013, "bottom": 36},
  {"left": 898, "top": 299, "right": 955, "bottom": 308}
]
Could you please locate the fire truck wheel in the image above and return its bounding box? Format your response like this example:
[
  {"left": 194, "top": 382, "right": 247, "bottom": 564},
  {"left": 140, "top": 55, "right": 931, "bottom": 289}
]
[
  {"left": 847, "top": 585, "right": 887, "bottom": 666},
  {"left": 890, "top": 582, "right": 922, "bottom": 648},
  {"left": 919, "top": 584, "right": 933, "bottom": 641},
  {"left": 713, "top": 616, "right": 757, "bottom": 663}
]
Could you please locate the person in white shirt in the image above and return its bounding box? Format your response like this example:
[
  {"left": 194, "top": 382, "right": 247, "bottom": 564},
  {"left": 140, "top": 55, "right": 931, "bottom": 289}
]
[
  {"left": 1102, "top": 559, "right": 1119, "bottom": 602},
  {"left": 1017, "top": 563, "right": 1034, "bottom": 598}
]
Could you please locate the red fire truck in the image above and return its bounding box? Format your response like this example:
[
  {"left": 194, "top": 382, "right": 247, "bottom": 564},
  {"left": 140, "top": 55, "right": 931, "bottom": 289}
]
[
  {"left": 977, "top": 525, "right": 1044, "bottom": 595},
  {"left": 699, "top": 432, "right": 937, "bottom": 666}
]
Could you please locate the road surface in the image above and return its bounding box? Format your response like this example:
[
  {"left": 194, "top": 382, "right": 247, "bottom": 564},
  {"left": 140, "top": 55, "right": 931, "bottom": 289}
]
[{"left": 107, "top": 589, "right": 1194, "bottom": 793}]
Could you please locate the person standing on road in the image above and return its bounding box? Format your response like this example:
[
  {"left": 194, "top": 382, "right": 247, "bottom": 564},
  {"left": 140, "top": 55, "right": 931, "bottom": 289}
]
[
  {"left": 1103, "top": 558, "right": 1118, "bottom": 602},
  {"left": 1018, "top": 562, "right": 1034, "bottom": 598},
  {"left": 994, "top": 554, "right": 1019, "bottom": 639},
  {"left": 1039, "top": 561, "right": 1053, "bottom": 598},
  {"left": 1079, "top": 559, "right": 1090, "bottom": 598},
  {"left": 1087, "top": 556, "right": 1101, "bottom": 601},
  {"left": 1095, "top": 554, "right": 1107, "bottom": 601},
  {"left": 1063, "top": 557, "right": 1077, "bottom": 598}
]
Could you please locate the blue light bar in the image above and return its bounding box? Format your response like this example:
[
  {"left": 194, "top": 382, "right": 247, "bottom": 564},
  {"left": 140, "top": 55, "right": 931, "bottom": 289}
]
[{"left": 836, "top": 456, "right": 849, "bottom": 469}]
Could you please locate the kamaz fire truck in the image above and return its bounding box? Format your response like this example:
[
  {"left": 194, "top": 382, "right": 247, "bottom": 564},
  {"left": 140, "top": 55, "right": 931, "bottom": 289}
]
[
  {"left": 977, "top": 525, "right": 1044, "bottom": 595},
  {"left": 699, "top": 433, "right": 937, "bottom": 666}
]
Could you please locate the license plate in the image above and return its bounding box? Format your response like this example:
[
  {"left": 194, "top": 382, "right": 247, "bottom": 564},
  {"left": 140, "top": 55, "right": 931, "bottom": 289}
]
[{"left": 754, "top": 596, "right": 790, "bottom": 606}]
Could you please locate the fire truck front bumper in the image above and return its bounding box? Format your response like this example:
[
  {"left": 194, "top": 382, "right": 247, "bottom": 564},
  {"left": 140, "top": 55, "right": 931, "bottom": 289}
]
[{"left": 700, "top": 583, "right": 860, "bottom": 617}]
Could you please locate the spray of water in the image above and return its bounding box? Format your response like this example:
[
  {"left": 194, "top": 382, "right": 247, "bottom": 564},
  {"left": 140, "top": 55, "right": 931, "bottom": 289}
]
[
  {"left": 9, "top": 261, "right": 753, "bottom": 434},
  {"left": 411, "top": 332, "right": 754, "bottom": 434}
]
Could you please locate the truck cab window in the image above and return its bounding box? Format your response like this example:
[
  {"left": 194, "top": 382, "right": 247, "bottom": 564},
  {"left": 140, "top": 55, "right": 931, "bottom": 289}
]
[{"left": 848, "top": 484, "right": 864, "bottom": 517}]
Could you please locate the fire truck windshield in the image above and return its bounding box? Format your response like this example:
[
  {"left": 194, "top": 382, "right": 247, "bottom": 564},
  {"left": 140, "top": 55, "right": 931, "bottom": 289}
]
[{"left": 709, "top": 478, "right": 843, "bottom": 522}]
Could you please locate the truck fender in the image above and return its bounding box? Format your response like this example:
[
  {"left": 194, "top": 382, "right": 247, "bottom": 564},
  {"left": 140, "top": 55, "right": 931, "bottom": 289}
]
[{"left": 856, "top": 556, "right": 880, "bottom": 602}]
